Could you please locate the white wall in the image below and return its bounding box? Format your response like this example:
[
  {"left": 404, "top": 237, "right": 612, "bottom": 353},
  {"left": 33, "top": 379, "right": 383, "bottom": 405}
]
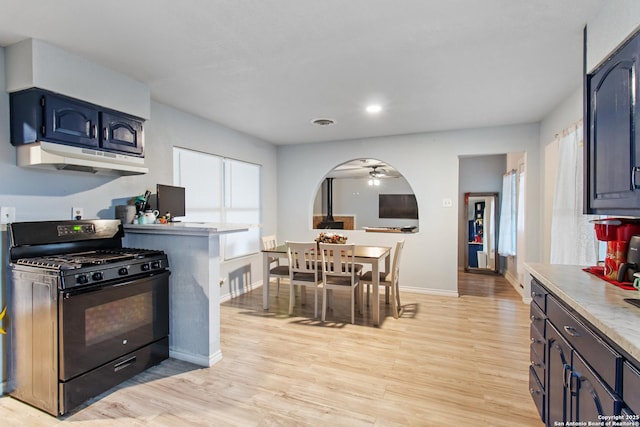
[{"left": 277, "top": 124, "right": 541, "bottom": 297}]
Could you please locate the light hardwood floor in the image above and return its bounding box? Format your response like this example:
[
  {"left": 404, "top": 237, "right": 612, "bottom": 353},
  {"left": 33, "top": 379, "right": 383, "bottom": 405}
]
[{"left": 0, "top": 272, "right": 543, "bottom": 426}]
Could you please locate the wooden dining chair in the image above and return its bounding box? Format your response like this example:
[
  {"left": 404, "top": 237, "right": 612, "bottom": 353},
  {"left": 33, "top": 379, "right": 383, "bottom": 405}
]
[
  {"left": 262, "top": 235, "right": 288, "bottom": 296},
  {"left": 286, "top": 241, "right": 322, "bottom": 318},
  {"left": 319, "top": 243, "right": 363, "bottom": 324},
  {"left": 361, "top": 239, "right": 405, "bottom": 319}
]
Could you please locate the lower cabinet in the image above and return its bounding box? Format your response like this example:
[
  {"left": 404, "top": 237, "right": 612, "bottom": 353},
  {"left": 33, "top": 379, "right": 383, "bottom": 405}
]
[
  {"left": 530, "top": 277, "right": 633, "bottom": 427},
  {"left": 572, "top": 352, "right": 621, "bottom": 420},
  {"left": 547, "top": 323, "right": 572, "bottom": 425},
  {"left": 547, "top": 323, "right": 622, "bottom": 424}
]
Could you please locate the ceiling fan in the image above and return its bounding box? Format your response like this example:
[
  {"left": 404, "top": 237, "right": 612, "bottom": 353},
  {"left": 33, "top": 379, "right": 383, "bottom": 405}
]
[
  {"left": 368, "top": 165, "right": 386, "bottom": 185},
  {"left": 369, "top": 165, "right": 387, "bottom": 178}
]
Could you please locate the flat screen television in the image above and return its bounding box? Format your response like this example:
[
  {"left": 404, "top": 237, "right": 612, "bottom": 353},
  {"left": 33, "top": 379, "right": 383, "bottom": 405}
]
[
  {"left": 379, "top": 194, "right": 418, "bottom": 219},
  {"left": 156, "top": 184, "right": 186, "bottom": 221}
]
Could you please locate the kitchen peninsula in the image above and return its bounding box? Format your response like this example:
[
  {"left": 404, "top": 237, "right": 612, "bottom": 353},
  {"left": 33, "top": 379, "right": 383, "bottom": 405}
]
[
  {"left": 123, "top": 223, "right": 248, "bottom": 367},
  {"left": 525, "top": 263, "right": 640, "bottom": 423}
]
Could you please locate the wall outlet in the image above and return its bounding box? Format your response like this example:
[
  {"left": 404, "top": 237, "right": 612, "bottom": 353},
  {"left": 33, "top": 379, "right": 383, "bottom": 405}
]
[
  {"left": 0, "top": 207, "right": 16, "bottom": 224},
  {"left": 72, "top": 207, "right": 84, "bottom": 220},
  {"left": 442, "top": 198, "right": 453, "bottom": 208}
]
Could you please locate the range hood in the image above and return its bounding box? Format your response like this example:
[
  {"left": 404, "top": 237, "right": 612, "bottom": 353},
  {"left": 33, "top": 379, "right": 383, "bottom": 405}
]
[{"left": 17, "top": 141, "right": 148, "bottom": 176}]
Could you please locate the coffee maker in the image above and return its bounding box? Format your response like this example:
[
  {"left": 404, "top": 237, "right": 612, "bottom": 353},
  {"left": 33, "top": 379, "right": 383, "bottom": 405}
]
[
  {"left": 592, "top": 218, "right": 640, "bottom": 282},
  {"left": 618, "top": 235, "right": 640, "bottom": 282}
]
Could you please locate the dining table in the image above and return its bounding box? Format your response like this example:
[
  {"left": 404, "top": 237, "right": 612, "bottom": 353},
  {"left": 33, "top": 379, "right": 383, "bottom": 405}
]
[{"left": 262, "top": 243, "right": 391, "bottom": 326}]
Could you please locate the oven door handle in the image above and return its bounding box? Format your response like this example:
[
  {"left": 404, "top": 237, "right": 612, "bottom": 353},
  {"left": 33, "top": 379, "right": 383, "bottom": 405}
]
[{"left": 113, "top": 355, "right": 137, "bottom": 373}]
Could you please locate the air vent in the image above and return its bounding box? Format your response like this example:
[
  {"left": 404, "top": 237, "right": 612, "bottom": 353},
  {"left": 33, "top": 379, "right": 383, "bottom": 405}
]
[{"left": 311, "top": 118, "right": 336, "bottom": 126}]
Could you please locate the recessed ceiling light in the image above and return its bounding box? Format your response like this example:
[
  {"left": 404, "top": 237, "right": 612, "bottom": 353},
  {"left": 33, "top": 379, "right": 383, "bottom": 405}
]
[
  {"left": 366, "top": 104, "right": 382, "bottom": 114},
  {"left": 311, "top": 118, "right": 336, "bottom": 126}
]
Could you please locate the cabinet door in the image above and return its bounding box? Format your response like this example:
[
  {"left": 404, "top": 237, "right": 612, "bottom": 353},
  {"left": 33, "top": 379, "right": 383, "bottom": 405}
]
[
  {"left": 547, "top": 323, "right": 572, "bottom": 426},
  {"left": 100, "top": 112, "right": 143, "bottom": 156},
  {"left": 572, "top": 352, "right": 621, "bottom": 421},
  {"left": 586, "top": 33, "right": 640, "bottom": 214},
  {"left": 623, "top": 362, "right": 640, "bottom": 415},
  {"left": 43, "top": 94, "right": 99, "bottom": 148}
]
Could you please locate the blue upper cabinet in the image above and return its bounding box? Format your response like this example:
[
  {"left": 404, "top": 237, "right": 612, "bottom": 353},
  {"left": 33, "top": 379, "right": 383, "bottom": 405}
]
[
  {"left": 585, "top": 29, "right": 640, "bottom": 215},
  {"left": 10, "top": 88, "right": 144, "bottom": 157},
  {"left": 44, "top": 93, "right": 100, "bottom": 148},
  {"left": 101, "top": 112, "right": 144, "bottom": 156}
]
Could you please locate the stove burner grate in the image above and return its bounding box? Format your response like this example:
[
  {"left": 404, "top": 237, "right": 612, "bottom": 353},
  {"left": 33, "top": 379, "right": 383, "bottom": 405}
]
[{"left": 15, "top": 248, "right": 164, "bottom": 270}]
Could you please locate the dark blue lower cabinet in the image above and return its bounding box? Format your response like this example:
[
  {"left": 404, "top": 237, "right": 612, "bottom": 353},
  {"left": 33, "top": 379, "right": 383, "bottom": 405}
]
[
  {"left": 572, "top": 352, "right": 622, "bottom": 422},
  {"left": 545, "top": 312, "right": 622, "bottom": 426},
  {"left": 547, "top": 324, "right": 572, "bottom": 426},
  {"left": 545, "top": 319, "right": 621, "bottom": 426}
]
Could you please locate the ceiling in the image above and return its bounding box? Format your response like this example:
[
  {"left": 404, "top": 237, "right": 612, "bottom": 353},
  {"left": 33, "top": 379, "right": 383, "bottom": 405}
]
[{"left": 0, "top": 0, "right": 604, "bottom": 145}]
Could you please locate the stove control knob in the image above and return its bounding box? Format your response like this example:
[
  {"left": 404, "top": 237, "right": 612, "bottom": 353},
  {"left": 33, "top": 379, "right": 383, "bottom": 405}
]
[
  {"left": 141, "top": 263, "right": 151, "bottom": 271},
  {"left": 92, "top": 272, "right": 104, "bottom": 281},
  {"left": 77, "top": 274, "right": 89, "bottom": 285},
  {"left": 151, "top": 261, "right": 161, "bottom": 269},
  {"left": 118, "top": 267, "right": 129, "bottom": 276}
]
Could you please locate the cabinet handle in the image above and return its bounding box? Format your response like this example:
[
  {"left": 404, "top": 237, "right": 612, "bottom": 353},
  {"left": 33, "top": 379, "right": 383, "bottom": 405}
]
[
  {"left": 91, "top": 124, "right": 97, "bottom": 139},
  {"left": 633, "top": 166, "right": 640, "bottom": 189},
  {"left": 563, "top": 364, "right": 572, "bottom": 388},
  {"left": 563, "top": 325, "right": 581, "bottom": 337},
  {"left": 103, "top": 127, "right": 109, "bottom": 141},
  {"left": 532, "top": 291, "right": 538, "bottom": 298},
  {"left": 529, "top": 387, "right": 540, "bottom": 396}
]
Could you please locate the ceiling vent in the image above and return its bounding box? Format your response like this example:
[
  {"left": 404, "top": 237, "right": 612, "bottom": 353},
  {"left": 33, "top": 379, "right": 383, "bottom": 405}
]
[{"left": 311, "top": 118, "right": 336, "bottom": 126}]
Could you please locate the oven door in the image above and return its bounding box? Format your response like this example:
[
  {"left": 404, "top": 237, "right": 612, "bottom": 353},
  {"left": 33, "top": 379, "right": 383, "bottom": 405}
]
[{"left": 58, "top": 271, "right": 169, "bottom": 381}]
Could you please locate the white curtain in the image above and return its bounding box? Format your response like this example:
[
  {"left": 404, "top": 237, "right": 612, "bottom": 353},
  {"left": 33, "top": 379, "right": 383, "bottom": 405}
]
[
  {"left": 498, "top": 171, "right": 517, "bottom": 256},
  {"left": 549, "top": 122, "right": 598, "bottom": 265}
]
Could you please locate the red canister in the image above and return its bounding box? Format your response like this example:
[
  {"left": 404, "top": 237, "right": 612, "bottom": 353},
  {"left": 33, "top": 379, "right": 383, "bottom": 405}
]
[{"left": 604, "top": 240, "right": 628, "bottom": 280}]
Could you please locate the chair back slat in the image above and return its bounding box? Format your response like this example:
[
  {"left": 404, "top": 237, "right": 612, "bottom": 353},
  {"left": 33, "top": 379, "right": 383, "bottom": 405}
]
[
  {"left": 286, "top": 241, "right": 318, "bottom": 275},
  {"left": 261, "top": 235, "right": 278, "bottom": 251},
  {"left": 319, "top": 243, "right": 356, "bottom": 279}
]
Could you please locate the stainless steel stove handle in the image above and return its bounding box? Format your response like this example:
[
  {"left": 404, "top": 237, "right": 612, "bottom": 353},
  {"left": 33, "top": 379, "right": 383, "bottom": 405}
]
[{"left": 113, "top": 355, "right": 137, "bottom": 373}]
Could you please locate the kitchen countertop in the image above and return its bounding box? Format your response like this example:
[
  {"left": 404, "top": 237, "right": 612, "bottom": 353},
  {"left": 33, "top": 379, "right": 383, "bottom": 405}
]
[
  {"left": 124, "top": 222, "right": 249, "bottom": 236},
  {"left": 525, "top": 262, "right": 640, "bottom": 362}
]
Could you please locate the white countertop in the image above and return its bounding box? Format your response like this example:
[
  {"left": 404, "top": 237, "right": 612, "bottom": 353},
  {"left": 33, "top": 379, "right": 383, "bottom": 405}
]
[
  {"left": 525, "top": 262, "right": 640, "bottom": 362},
  {"left": 124, "top": 222, "right": 250, "bottom": 236}
]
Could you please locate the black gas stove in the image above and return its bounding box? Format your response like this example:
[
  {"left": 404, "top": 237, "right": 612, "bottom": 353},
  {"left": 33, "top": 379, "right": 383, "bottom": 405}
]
[
  {"left": 7, "top": 219, "right": 170, "bottom": 416},
  {"left": 9, "top": 220, "right": 168, "bottom": 289}
]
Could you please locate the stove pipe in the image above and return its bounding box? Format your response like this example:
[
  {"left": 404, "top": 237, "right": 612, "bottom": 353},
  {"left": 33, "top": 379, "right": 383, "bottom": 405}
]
[{"left": 318, "top": 177, "right": 344, "bottom": 229}]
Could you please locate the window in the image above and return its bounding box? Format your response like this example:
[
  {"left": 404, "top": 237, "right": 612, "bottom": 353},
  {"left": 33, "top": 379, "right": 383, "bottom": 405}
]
[{"left": 173, "top": 147, "right": 261, "bottom": 260}]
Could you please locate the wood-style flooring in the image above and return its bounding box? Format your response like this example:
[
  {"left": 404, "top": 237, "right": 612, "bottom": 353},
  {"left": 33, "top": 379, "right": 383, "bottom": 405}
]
[{"left": 0, "top": 272, "right": 543, "bottom": 426}]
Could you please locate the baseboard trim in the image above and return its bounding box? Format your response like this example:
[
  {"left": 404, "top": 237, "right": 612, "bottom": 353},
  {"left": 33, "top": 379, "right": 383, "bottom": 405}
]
[
  {"left": 170, "top": 349, "right": 223, "bottom": 368},
  {"left": 400, "top": 286, "right": 459, "bottom": 297}
]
